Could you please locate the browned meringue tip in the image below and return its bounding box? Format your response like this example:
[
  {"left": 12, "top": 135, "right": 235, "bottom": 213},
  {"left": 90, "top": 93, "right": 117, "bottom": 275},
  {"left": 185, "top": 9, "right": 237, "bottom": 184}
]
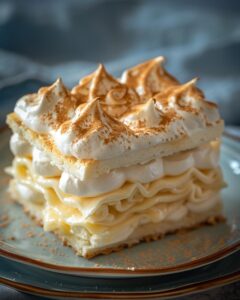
[
  {"left": 155, "top": 55, "right": 165, "bottom": 62},
  {"left": 55, "top": 77, "right": 64, "bottom": 84},
  {"left": 124, "top": 55, "right": 165, "bottom": 73},
  {"left": 96, "top": 63, "right": 106, "bottom": 73},
  {"left": 73, "top": 97, "right": 118, "bottom": 124},
  {"left": 186, "top": 77, "right": 199, "bottom": 85},
  {"left": 137, "top": 55, "right": 165, "bottom": 67},
  {"left": 38, "top": 77, "right": 68, "bottom": 95},
  {"left": 176, "top": 78, "right": 199, "bottom": 92},
  {"left": 148, "top": 55, "right": 165, "bottom": 65},
  {"left": 92, "top": 63, "right": 117, "bottom": 82}
]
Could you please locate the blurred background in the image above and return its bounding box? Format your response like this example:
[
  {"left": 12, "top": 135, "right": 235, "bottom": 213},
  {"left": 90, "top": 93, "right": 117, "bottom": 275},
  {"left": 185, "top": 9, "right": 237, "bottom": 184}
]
[{"left": 0, "top": 0, "right": 240, "bottom": 126}]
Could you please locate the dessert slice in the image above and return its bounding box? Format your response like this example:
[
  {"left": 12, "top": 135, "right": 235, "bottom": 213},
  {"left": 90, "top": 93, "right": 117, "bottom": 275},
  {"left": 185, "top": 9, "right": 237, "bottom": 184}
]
[{"left": 6, "top": 57, "right": 225, "bottom": 258}]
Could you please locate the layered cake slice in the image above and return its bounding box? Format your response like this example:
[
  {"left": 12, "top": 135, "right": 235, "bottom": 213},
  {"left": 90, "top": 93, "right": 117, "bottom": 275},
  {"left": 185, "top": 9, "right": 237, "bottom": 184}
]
[{"left": 6, "top": 57, "right": 225, "bottom": 258}]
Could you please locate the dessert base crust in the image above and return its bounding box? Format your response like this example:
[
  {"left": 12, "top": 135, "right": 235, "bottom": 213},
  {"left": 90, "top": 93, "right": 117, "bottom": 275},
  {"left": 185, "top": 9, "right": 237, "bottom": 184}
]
[{"left": 9, "top": 181, "right": 225, "bottom": 259}]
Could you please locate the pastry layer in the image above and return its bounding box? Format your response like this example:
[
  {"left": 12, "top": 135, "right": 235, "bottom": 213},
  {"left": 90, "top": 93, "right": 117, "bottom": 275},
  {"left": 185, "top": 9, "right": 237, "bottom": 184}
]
[
  {"left": 9, "top": 131, "right": 221, "bottom": 197},
  {"left": 7, "top": 112, "right": 223, "bottom": 180},
  {"left": 7, "top": 150, "right": 225, "bottom": 257},
  {"left": 9, "top": 180, "right": 223, "bottom": 258}
]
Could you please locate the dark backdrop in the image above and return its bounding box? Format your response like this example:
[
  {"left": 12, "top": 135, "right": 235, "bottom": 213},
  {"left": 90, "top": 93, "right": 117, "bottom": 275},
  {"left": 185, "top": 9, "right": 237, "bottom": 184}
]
[{"left": 0, "top": 0, "right": 240, "bottom": 124}]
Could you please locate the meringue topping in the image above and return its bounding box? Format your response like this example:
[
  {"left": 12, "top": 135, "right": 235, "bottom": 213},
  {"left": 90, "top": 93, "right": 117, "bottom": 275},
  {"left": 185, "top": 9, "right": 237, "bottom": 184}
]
[
  {"left": 53, "top": 98, "right": 132, "bottom": 158},
  {"left": 72, "top": 64, "right": 140, "bottom": 117},
  {"left": 14, "top": 57, "right": 223, "bottom": 160},
  {"left": 121, "top": 56, "right": 179, "bottom": 100},
  {"left": 154, "top": 79, "right": 220, "bottom": 128},
  {"left": 121, "top": 99, "right": 163, "bottom": 128},
  {"left": 14, "top": 78, "right": 79, "bottom": 133}
]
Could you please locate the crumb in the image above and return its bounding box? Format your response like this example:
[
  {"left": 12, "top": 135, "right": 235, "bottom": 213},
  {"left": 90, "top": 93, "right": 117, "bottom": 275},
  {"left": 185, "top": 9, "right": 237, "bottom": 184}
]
[
  {"left": 0, "top": 215, "right": 10, "bottom": 228},
  {"left": 21, "top": 223, "right": 30, "bottom": 229},
  {"left": 50, "top": 247, "right": 57, "bottom": 255},
  {"left": 26, "top": 231, "right": 35, "bottom": 238},
  {"left": 0, "top": 214, "right": 10, "bottom": 228},
  {"left": 37, "top": 242, "right": 49, "bottom": 248},
  {"left": 0, "top": 214, "right": 9, "bottom": 223},
  {"left": 94, "top": 263, "right": 100, "bottom": 268}
]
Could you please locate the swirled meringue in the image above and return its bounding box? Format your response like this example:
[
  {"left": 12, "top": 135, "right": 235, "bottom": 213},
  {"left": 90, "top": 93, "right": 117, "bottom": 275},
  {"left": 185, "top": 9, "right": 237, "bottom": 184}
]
[
  {"left": 121, "top": 99, "right": 163, "bottom": 128},
  {"left": 72, "top": 64, "right": 140, "bottom": 117},
  {"left": 121, "top": 56, "right": 179, "bottom": 100}
]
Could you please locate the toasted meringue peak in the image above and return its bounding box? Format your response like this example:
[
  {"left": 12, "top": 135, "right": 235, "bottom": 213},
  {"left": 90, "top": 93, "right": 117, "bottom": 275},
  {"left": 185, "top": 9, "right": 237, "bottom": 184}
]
[
  {"left": 39, "top": 78, "right": 68, "bottom": 98},
  {"left": 152, "top": 78, "right": 219, "bottom": 124},
  {"left": 121, "top": 56, "right": 179, "bottom": 100},
  {"left": 15, "top": 78, "right": 78, "bottom": 133},
  {"left": 72, "top": 65, "right": 140, "bottom": 117},
  {"left": 54, "top": 98, "right": 132, "bottom": 158},
  {"left": 121, "top": 99, "right": 163, "bottom": 129},
  {"left": 72, "top": 64, "right": 119, "bottom": 100},
  {"left": 62, "top": 98, "right": 126, "bottom": 134},
  {"left": 154, "top": 78, "right": 202, "bottom": 107},
  {"left": 89, "top": 64, "right": 120, "bottom": 99},
  {"left": 13, "top": 57, "right": 223, "bottom": 160}
]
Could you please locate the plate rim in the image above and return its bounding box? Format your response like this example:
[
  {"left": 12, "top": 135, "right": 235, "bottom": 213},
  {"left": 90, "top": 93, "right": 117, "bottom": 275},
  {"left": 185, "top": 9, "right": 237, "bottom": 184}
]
[
  {"left": 0, "top": 241, "right": 240, "bottom": 276},
  {"left": 0, "top": 269, "right": 239, "bottom": 299},
  {"left": 0, "top": 126, "right": 240, "bottom": 276}
]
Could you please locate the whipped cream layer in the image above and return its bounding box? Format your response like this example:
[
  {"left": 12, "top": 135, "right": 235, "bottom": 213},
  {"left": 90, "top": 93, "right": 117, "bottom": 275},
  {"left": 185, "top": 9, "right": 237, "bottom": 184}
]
[
  {"left": 9, "top": 155, "right": 224, "bottom": 221},
  {"left": 9, "top": 160, "right": 224, "bottom": 249},
  {"left": 14, "top": 57, "right": 223, "bottom": 160},
  {"left": 59, "top": 141, "right": 220, "bottom": 197},
  {"left": 10, "top": 132, "right": 32, "bottom": 157},
  {"left": 9, "top": 133, "right": 220, "bottom": 197},
  {"left": 8, "top": 132, "right": 225, "bottom": 224}
]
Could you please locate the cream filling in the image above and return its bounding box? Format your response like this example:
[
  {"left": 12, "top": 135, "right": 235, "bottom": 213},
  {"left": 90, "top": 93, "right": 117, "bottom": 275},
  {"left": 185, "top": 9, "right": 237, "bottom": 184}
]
[
  {"left": 8, "top": 157, "right": 225, "bottom": 250},
  {"left": 59, "top": 141, "right": 219, "bottom": 197},
  {"left": 8, "top": 133, "right": 225, "bottom": 251},
  {"left": 32, "top": 147, "right": 62, "bottom": 177},
  {"left": 7, "top": 157, "right": 224, "bottom": 220},
  {"left": 9, "top": 133, "right": 220, "bottom": 197},
  {"left": 10, "top": 133, "right": 32, "bottom": 157},
  {"left": 12, "top": 179, "right": 222, "bottom": 249}
]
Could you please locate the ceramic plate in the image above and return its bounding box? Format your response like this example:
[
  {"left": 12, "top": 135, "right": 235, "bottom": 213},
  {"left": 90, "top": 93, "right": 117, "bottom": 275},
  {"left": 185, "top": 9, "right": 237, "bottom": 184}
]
[
  {"left": 0, "top": 251, "right": 239, "bottom": 299},
  {"left": 0, "top": 128, "right": 240, "bottom": 277}
]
